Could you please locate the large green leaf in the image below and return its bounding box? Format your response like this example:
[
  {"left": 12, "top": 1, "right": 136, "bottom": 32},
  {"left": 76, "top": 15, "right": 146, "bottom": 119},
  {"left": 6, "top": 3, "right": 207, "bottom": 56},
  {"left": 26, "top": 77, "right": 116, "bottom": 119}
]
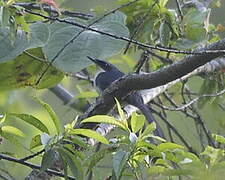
[
  {"left": 85, "top": 147, "right": 115, "bottom": 172},
  {"left": 57, "top": 148, "right": 83, "bottom": 180},
  {"left": 34, "top": 97, "right": 62, "bottom": 134},
  {"left": 81, "top": 115, "right": 128, "bottom": 131},
  {"left": 0, "top": 48, "right": 64, "bottom": 90},
  {"left": 0, "top": 22, "right": 49, "bottom": 63},
  {"left": 1, "top": 125, "right": 25, "bottom": 137},
  {"left": 130, "top": 112, "right": 145, "bottom": 133},
  {"left": 43, "top": 11, "right": 129, "bottom": 73},
  {"left": 69, "top": 128, "right": 109, "bottom": 144},
  {"left": 30, "top": 134, "right": 42, "bottom": 149},
  {"left": 9, "top": 113, "right": 50, "bottom": 134},
  {"left": 113, "top": 150, "right": 129, "bottom": 180},
  {"left": 41, "top": 149, "right": 56, "bottom": 171}
]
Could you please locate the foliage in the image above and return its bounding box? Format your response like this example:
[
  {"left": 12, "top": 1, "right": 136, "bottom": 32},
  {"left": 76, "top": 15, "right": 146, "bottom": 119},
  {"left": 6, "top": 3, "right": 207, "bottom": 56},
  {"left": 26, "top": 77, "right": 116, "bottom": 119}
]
[{"left": 1, "top": 101, "right": 225, "bottom": 179}]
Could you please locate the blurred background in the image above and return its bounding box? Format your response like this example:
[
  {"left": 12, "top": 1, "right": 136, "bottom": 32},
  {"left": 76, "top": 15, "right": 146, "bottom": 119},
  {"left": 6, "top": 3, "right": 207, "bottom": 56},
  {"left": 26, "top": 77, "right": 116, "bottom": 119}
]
[{"left": 1, "top": 0, "right": 225, "bottom": 179}]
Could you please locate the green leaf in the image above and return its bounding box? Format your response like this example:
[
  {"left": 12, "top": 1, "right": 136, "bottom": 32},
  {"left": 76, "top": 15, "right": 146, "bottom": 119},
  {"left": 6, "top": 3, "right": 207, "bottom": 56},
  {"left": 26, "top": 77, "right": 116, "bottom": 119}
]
[
  {"left": 15, "top": 16, "right": 29, "bottom": 32},
  {"left": 0, "top": 22, "right": 49, "bottom": 63},
  {"left": 185, "top": 23, "right": 206, "bottom": 43},
  {"left": 1, "top": 125, "right": 25, "bottom": 137},
  {"left": 130, "top": 112, "right": 145, "bottom": 133},
  {"left": 159, "top": 21, "right": 171, "bottom": 46},
  {"left": 141, "top": 122, "right": 156, "bottom": 137},
  {"left": 159, "top": 0, "right": 169, "bottom": 8},
  {"left": 81, "top": 115, "right": 128, "bottom": 131},
  {"left": 67, "top": 136, "right": 88, "bottom": 148},
  {"left": 0, "top": 113, "right": 6, "bottom": 125},
  {"left": 0, "top": 48, "right": 64, "bottom": 90},
  {"left": 9, "top": 113, "right": 49, "bottom": 134},
  {"left": 148, "top": 165, "right": 166, "bottom": 175},
  {"left": 34, "top": 97, "right": 62, "bottom": 134},
  {"left": 69, "top": 129, "right": 109, "bottom": 144},
  {"left": 0, "top": 130, "right": 22, "bottom": 147},
  {"left": 115, "top": 98, "right": 125, "bottom": 121},
  {"left": 212, "top": 134, "right": 225, "bottom": 144},
  {"left": 157, "top": 143, "right": 184, "bottom": 151},
  {"left": 198, "top": 78, "right": 217, "bottom": 108},
  {"left": 30, "top": 134, "right": 42, "bottom": 149},
  {"left": 85, "top": 147, "right": 115, "bottom": 172},
  {"left": 41, "top": 149, "right": 56, "bottom": 171},
  {"left": 57, "top": 148, "right": 83, "bottom": 180},
  {"left": 0, "top": 7, "right": 10, "bottom": 27},
  {"left": 75, "top": 91, "right": 98, "bottom": 99},
  {"left": 184, "top": 9, "right": 208, "bottom": 25},
  {"left": 43, "top": 11, "right": 129, "bottom": 73},
  {"left": 113, "top": 150, "right": 129, "bottom": 180}
]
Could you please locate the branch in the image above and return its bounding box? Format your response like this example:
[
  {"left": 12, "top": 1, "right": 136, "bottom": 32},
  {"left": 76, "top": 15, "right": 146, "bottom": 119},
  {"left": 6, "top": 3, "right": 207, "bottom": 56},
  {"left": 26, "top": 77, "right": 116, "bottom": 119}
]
[
  {"left": 156, "top": 89, "right": 225, "bottom": 111},
  {"left": 78, "top": 38, "right": 225, "bottom": 127},
  {"left": 0, "top": 153, "right": 75, "bottom": 180},
  {"left": 24, "top": 9, "right": 225, "bottom": 55},
  {"left": 14, "top": 2, "right": 93, "bottom": 20}
]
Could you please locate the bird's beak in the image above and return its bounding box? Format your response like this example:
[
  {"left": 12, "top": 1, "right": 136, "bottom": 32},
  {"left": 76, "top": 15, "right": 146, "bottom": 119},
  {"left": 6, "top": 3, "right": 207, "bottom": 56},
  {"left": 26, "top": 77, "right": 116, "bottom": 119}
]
[{"left": 87, "top": 56, "right": 108, "bottom": 70}]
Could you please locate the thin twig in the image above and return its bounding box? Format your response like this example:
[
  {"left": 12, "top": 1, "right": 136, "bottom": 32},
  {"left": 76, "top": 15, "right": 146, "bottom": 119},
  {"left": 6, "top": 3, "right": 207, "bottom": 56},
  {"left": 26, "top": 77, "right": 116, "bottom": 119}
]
[
  {"left": 20, "top": 149, "right": 45, "bottom": 162},
  {"left": 135, "top": 51, "right": 150, "bottom": 73},
  {"left": 14, "top": 2, "right": 93, "bottom": 20},
  {"left": 144, "top": 49, "right": 173, "bottom": 64},
  {"left": 24, "top": 9, "right": 225, "bottom": 56},
  {"left": 151, "top": 108, "right": 197, "bottom": 155},
  {"left": 0, "top": 153, "right": 75, "bottom": 180},
  {"left": 174, "top": 0, "right": 183, "bottom": 20},
  {"left": 157, "top": 89, "right": 225, "bottom": 111}
]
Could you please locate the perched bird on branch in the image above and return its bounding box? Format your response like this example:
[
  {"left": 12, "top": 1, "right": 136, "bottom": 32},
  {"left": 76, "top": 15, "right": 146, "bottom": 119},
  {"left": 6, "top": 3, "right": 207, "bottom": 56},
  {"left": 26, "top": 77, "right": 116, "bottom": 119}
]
[{"left": 88, "top": 56, "right": 164, "bottom": 138}]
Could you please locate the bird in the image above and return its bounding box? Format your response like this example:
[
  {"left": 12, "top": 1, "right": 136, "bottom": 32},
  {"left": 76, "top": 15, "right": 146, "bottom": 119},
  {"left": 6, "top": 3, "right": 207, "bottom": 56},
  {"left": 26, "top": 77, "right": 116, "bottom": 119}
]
[{"left": 88, "top": 56, "right": 164, "bottom": 138}]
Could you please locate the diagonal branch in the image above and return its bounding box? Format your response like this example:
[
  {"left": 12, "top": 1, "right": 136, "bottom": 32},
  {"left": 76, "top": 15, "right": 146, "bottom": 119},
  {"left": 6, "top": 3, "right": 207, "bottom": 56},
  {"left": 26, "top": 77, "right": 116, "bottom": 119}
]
[{"left": 77, "top": 38, "right": 225, "bottom": 127}]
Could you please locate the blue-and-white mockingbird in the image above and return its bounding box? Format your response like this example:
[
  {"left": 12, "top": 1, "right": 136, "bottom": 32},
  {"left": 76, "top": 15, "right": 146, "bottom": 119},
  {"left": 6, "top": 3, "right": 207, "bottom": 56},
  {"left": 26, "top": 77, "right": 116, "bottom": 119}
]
[{"left": 88, "top": 56, "right": 164, "bottom": 138}]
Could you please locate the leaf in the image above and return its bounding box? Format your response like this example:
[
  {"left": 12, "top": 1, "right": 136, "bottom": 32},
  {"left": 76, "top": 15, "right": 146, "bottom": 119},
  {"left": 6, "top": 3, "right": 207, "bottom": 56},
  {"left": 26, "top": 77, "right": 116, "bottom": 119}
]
[
  {"left": 81, "top": 115, "right": 128, "bottom": 131},
  {"left": 0, "top": 7, "right": 10, "bottom": 27},
  {"left": 130, "top": 112, "right": 145, "bottom": 133},
  {"left": 40, "top": 133, "right": 51, "bottom": 145},
  {"left": 0, "top": 130, "right": 22, "bottom": 147},
  {"left": 198, "top": 78, "right": 217, "bottom": 108},
  {"left": 141, "top": 122, "right": 156, "bottom": 137},
  {"left": 0, "top": 22, "right": 49, "bottom": 63},
  {"left": 157, "top": 143, "right": 184, "bottom": 151},
  {"left": 212, "top": 134, "right": 225, "bottom": 144},
  {"left": 75, "top": 91, "right": 98, "bottom": 99},
  {"left": 0, "top": 113, "right": 6, "bottom": 125},
  {"left": 1, "top": 125, "right": 25, "bottom": 137},
  {"left": 34, "top": 97, "right": 62, "bottom": 134},
  {"left": 9, "top": 113, "right": 49, "bottom": 134},
  {"left": 115, "top": 98, "right": 124, "bottom": 120},
  {"left": 69, "top": 129, "right": 109, "bottom": 144},
  {"left": 57, "top": 148, "right": 83, "bottom": 180},
  {"left": 85, "top": 147, "right": 115, "bottom": 172},
  {"left": 30, "top": 134, "right": 42, "bottom": 149},
  {"left": 148, "top": 165, "right": 166, "bottom": 175},
  {"left": 67, "top": 136, "right": 88, "bottom": 148},
  {"left": 185, "top": 23, "right": 206, "bottom": 43},
  {"left": 159, "top": 0, "right": 169, "bottom": 8},
  {"left": 0, "top": 48, "right": 64, "bottom": 90},
  {"left": 113, "top": 150, "right": 129, "bottom": 180},
  {"left": 129, "top": 132, "right": 137, "bottom": 143},
  {"left": 159, "top": 21, "right": 171, "bottom": 46},
  {"left": 41, "top": 149, "right": 56, "bottom": 171},
  {"left": 43, "top": 11, "right": 129, "bottom": 73}
]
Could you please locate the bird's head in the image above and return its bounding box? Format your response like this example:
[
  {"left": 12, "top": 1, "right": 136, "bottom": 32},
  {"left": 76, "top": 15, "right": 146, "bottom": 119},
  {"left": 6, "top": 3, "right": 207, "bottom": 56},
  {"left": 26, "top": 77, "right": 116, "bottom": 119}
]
[{"left": 87, "top": 56, "right": 115, "bottom": 72}]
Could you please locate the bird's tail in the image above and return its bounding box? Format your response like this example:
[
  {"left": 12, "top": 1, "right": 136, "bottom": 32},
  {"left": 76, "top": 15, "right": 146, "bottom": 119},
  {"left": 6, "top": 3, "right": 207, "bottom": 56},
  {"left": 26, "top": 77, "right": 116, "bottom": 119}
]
[{"left": 138, "top": 104, "right": 165, "bottom": 138}]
